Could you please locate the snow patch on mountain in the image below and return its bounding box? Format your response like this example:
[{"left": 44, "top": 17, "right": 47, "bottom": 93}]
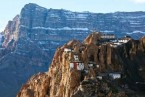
[
  {"left": 32, "top": 27, "right": 89, "bottom": 31},
  {"left": 127, "top": 30, "right": 145, "bottom": 34}
]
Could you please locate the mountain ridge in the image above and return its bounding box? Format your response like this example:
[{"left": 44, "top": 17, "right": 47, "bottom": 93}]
[{"left": 1, "top": 3, "right": 145, "bottom": 97}]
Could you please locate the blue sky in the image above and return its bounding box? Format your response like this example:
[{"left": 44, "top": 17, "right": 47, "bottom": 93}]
[{"left": 0, "top": 0, "right": 145, "bottom": 31}]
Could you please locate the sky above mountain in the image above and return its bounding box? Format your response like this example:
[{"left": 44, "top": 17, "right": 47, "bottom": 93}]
[{"left": 0, "top": 0, "right": 145, "bottom": 32}]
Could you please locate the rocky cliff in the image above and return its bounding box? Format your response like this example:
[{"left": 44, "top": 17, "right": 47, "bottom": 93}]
[
  {"left": 17, "top": 32, "right": 145, "bottom": 97},
  {"left": 1, "top": 3, "right": 145, "bottom": 97},
  {"left": 2, "top": 3, "right": 145, "bottom": 49}
]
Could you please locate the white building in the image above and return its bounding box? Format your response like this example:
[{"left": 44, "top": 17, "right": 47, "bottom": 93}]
[
  {"left": 109, "top": 73, "right": 121, "bottom": 79},
  {"left": 97, "top": 76, "right": 103, "bottom": 80},
  {"left": 110, "top": 42, "right": 123, "bottom": 48},
  {"left": 110, "top": 44, "right": 118, "bottom": 48},
  {"left": 77, "top": 63, "right": 84, "bottom": 70},
  {"left": 113, "top": 42, "right": 122, "bottom": 45},
  {"left": 88, "top": 63, "right": 93, "bottom": 67},
  {"left": 101, "top": 34, "right": 116, "bottom": 39},
  {"left": 74, "top": 55, "right": 79, "bottom": 61},
  {"left": 70, "top": 63, "right": 74, "bottom": 69},
  {"left": 118, "top": 36, "right": 131, "bottom": 43},
  {"left": 96, "top": 65, "right": 99, "bottom": 68},
  {"left": 110, "top": 39, "right": 118, "bottom": 43},
  {"left": 69, "top": 62, "right": 84, "bottom": 70},
  {"left": 118, "top": 39, "right": 128, "bottom": 43},
  {"left": 64, "top": 48, "right": 72, "bottom": 53}
]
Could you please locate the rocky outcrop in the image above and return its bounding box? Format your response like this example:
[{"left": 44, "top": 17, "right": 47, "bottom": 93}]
[
  {"left": 2, "top": 15, "right": 20, "bottom": 48},
  {"left": 17, "top": 73, "right": 50, "bottom": 97},
  {"left": 1, "top": 3, "right": 145, "bottom": 97},
  {"left": 17, "top": 32, "right": 145, "bottom": 97}
]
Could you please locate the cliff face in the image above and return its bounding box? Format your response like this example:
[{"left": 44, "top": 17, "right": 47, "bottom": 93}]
[
  {"left": 2, "top": 3, "right": 145, "bottom": 49},
  {"left": 1, "top": 3, "right": 145, "bottom": 97},
  {"left": 17, "top": 32, "right": 145, "bottom": 97},
  {"left": 2, "top": 15, "right": 20, "bottom": 48}
]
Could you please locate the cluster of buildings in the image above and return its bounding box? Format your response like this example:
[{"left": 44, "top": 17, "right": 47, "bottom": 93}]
[
  {"left": 63, "top": 33, "right": 131, "bottom": 81},
  {"left": 100, "top": 33, "right": 132, "bottom": 47},
  {"left": 64, "top": 48, "right": 85, "bottom": 71},
  {"left": 64, "top": 51, "right": 121, "bottom": 80},
  {"left": 96, "top": 72, "right": 121, "bottom": 80},
  {"left": 64, "top": 48, "right": 98, "bottom": 71}
]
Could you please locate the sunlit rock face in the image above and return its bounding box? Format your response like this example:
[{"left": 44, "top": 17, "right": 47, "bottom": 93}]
[
  {"left": 17, "top": 32, "right": 145, "bottom": 97},
  {"left": 1, "top": 3, "right": 145, "bottom": 97}
]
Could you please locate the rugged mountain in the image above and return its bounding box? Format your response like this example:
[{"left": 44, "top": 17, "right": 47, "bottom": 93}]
[
  {"left": 1, "top": 3, "right": 145, "bottom": 97},
  {"left": 2, "top": 3, "right": 145, "bottom": 48},
  {"left": 17, "top": 32, "right": 145, "bottom": 97}
]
